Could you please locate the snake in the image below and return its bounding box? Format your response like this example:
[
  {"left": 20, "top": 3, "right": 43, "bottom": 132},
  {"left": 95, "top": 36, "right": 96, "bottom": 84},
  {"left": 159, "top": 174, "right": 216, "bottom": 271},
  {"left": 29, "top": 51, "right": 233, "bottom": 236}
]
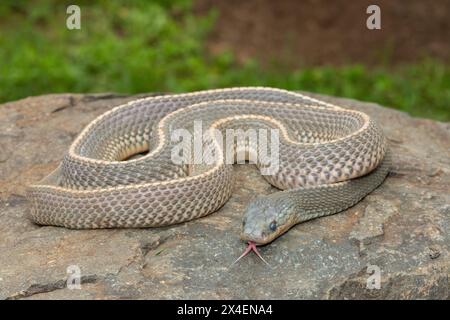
[{"left": 27, "top": 87, "right": 389, "bottom": 260}]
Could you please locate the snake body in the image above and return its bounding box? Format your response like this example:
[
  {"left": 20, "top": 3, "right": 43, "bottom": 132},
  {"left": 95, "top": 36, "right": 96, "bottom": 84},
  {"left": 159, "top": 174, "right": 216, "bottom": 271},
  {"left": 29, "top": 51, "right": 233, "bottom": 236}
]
[{"left": 27, "top": 87, "right": 389, "bottom": 244}]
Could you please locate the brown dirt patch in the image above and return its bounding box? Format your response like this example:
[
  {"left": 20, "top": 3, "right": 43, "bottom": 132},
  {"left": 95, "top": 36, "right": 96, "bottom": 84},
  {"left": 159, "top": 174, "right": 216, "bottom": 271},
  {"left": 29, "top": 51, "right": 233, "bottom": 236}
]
[{"left": 195, "top": 0, "right": 450, "bottom": 66}]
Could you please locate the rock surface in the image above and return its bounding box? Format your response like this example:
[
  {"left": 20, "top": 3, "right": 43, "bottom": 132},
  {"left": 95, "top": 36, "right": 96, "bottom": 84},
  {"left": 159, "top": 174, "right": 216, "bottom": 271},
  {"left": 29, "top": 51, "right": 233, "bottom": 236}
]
[{"left": 0, "top": 92, "right": 449, "bottom": 300}]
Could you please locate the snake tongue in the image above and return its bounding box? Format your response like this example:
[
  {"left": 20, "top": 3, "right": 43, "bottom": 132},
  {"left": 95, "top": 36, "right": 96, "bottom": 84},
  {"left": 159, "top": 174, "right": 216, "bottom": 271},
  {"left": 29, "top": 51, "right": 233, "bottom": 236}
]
[{"left": 231, "top": 241, "right": 270, "bottom": 266}]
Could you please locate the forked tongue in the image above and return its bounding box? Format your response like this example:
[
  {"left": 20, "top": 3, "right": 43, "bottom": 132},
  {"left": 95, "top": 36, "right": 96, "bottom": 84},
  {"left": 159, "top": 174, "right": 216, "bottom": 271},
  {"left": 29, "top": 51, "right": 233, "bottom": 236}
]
[{"left": 231, "top": 241, "right": 269, "bottom": 266}]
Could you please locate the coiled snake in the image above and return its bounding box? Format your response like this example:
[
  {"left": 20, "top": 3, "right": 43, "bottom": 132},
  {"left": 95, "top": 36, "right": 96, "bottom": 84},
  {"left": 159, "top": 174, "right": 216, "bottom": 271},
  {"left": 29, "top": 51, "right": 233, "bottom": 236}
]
[{"left": 27, "top": 87, "right": 389, "bottom": 258}]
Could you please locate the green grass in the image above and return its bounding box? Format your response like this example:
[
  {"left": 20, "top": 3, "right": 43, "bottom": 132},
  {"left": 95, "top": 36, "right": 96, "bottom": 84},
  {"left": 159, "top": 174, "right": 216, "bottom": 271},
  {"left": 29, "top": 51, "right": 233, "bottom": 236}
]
[{"left": 1, "top": 0, "right": 449, "bottom": 121}]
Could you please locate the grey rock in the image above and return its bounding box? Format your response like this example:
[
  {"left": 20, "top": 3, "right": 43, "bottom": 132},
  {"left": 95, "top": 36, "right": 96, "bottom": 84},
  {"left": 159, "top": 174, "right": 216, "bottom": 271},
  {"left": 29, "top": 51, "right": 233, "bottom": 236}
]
[{"left": 0, "top": 92, "right": 449, "bottom": 300}]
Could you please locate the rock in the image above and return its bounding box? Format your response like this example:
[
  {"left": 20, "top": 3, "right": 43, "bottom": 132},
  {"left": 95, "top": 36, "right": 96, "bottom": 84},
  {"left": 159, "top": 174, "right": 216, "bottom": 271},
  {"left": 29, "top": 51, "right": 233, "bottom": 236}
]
[{"left": 0, "top": 92, "right": 449, "bottom": 300}]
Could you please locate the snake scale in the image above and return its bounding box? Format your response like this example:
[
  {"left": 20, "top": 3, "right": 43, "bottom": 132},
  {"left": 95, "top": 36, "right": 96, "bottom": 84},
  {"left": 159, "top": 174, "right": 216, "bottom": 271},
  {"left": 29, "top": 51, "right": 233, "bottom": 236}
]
[{"left": 27, "top": 87, "right": 389, "bottom": 246}]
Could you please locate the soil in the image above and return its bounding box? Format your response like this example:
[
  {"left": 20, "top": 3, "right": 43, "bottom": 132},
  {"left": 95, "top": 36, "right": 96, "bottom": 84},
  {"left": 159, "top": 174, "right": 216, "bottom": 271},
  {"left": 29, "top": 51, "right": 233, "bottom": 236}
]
[{"left": 195, "top": 0, "right": 450, "bottom": 66}]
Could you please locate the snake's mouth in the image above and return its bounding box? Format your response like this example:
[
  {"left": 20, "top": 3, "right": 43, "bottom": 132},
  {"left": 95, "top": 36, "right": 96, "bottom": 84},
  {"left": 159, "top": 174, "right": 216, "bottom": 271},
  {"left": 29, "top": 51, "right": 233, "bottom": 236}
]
[
  {"left": 239, "top": 234, "right": 268, "bottom": 246},
  {"left": 240, "top": 222, "right": 293, "bottom": 246}
]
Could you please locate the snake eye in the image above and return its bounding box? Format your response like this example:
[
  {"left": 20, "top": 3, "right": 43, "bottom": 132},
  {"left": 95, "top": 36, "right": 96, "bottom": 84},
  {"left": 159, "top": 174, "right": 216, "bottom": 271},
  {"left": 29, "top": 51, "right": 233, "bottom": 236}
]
[{"left": 269, "top": 220, "right": 277, "bottom": 232}]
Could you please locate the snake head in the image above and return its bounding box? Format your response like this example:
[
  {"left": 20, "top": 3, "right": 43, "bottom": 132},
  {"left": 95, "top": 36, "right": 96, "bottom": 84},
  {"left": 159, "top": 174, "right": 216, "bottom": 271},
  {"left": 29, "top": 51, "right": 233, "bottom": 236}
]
[{"left": 240, "top": 192, "right": 298, "bottom": 245}]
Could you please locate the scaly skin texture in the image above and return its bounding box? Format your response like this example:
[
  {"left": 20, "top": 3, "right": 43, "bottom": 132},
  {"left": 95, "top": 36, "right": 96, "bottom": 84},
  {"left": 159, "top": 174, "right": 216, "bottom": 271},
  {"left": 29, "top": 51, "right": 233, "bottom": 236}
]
[
  {"left": 241, "top": 150, "right": 390, "bottom": 244},
  {"left": 27, "top": 87, "right": 389, "bottom": 245}
]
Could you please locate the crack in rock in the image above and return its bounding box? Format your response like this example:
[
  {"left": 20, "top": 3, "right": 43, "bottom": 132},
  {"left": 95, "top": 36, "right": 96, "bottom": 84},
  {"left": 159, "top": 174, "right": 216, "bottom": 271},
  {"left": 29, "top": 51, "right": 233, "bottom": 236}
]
[
  {"left": 6, "top": 275, "right": 99, "bottom": 300},
  {"left": 139, "top": 236, "right": 165, "bottom": 257},
  {"left": 50, "top": 96, "right": 76, "bottom": 113}
]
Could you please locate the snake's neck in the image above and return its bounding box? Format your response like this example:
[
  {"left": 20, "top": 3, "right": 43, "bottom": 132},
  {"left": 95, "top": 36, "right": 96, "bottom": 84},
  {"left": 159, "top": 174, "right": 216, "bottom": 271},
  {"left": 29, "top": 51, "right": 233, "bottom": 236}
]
[
  {"left": 280, "top": 187, "right": 357, "bottom": 224},
  {"left": 276, "top": 190, "right": 330, "bottom": 224}
]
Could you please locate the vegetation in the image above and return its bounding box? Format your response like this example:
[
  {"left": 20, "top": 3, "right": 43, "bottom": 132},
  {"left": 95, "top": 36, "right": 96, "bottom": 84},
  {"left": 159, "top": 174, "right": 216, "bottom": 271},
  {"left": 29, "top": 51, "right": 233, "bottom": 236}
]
[{"left": 1, "top": 0, "right": 449, "bottom": 121}]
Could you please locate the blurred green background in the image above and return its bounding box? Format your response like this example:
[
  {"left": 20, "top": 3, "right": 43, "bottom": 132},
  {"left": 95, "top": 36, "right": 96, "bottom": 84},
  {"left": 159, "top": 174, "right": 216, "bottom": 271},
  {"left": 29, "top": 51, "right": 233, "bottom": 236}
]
[{"left": 1, "top": 0, "right": 449, "bottom": 121}]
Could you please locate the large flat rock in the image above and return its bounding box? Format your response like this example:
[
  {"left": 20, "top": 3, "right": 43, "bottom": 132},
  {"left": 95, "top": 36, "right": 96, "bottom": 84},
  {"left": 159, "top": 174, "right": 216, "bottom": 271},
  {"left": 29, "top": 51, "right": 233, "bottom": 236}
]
[{"left": 0, "top": 92, "right": 449, "bottom": 299}]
